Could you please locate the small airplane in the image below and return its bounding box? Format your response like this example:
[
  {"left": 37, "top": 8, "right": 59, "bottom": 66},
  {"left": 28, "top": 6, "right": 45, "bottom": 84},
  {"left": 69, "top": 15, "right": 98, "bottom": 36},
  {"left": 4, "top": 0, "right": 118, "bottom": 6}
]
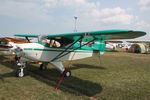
[
  {"left": 0, "top": 37, "right": 29, "bottom": 54},
  {"left": 106, "top": 43, "right": 117, "bottom": 50},
  {"left": 12, "top": 30, "right": 146, "bottom": 77}
]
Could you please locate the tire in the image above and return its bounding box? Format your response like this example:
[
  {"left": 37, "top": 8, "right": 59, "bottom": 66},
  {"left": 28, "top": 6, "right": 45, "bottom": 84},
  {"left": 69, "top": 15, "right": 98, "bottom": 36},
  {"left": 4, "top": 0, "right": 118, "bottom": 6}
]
[
  {"left": 63, "top": 69, "right": 71, "bottom": 77},
  {"left": 16, "top": 68, "right": 24, "bottom": 77}
]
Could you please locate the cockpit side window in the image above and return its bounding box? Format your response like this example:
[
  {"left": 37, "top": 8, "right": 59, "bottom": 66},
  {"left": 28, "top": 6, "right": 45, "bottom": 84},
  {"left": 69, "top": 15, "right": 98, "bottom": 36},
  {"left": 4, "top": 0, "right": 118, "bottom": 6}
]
[
  {"left": 49, "top": 40, "right": 61, "bottom": 48},
  {"left": 39, "top": 36, "right": 74, "bottom": 48}
]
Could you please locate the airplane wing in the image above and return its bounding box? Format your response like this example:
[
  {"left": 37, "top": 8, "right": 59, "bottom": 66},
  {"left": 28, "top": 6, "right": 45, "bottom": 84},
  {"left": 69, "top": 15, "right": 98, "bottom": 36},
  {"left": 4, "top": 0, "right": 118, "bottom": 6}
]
[
  {"left": 14, "top": 34, "right": 39, "bottom": 37},
  {"left": 15, "top": 29, "right": 146, "bottom": 42},
  {"left": 47, "top": 30, "right": 145, "bottom": 38}
]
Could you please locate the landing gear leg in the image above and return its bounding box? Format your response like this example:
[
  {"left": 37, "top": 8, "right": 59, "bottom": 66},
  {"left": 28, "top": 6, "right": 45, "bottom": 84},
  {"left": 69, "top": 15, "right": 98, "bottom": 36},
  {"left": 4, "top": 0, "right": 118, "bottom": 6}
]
[
  {"left": 51, "top": 62, "right": 71, "bottom": 77},
  {"left": 40, "top": 63, "right": 48, "bottom": 70}
]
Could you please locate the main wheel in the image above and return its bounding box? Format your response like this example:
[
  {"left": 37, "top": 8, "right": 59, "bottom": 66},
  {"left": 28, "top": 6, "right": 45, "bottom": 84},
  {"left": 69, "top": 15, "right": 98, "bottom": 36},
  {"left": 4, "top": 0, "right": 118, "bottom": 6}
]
[
  {"left": 16, "top": 68, "right": 24, "bottom": 77},
  {"left": 63, "top": 69, "right": 71, "bottom": 77}
]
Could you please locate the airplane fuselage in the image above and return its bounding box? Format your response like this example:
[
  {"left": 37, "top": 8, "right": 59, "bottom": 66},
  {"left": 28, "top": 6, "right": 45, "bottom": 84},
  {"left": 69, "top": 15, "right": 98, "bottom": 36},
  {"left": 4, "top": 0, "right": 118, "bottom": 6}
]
[{"left": 17, "top": 43, "right": 103, "bottom": 62}]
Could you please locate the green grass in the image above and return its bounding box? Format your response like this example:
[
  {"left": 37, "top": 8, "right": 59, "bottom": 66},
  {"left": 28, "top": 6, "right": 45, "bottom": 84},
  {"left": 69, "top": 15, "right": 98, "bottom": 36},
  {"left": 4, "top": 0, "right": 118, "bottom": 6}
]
[{"left": 0, "top": 52, "right": 150, "bottom": 100}]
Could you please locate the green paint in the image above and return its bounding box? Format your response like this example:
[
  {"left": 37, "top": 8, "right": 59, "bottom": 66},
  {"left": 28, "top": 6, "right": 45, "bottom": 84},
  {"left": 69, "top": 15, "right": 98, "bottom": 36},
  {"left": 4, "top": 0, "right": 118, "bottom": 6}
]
[
  {"left": 23, "top": 48, "right": 94, "bottom": 53},
  {"left": 15, "top": 30, "right": 146, "bottom": 41},
  {"left": 24, "top": 48, "right": 33, "bottom": 50},
  {"left": 73, "top": 40, "right": 106, "bottom": 52},
  {"left": 15, "top": 34, "right": 39, "bottom": 37},
  {"left": 47, "top": 30, "right": 146, "bottom": 39}
]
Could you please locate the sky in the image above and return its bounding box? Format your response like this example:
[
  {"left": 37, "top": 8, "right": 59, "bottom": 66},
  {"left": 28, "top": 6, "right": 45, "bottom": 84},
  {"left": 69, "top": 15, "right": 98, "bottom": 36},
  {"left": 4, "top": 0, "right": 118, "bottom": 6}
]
[{"left": 0, "top": 0, "right": 150, "bottom": 40}]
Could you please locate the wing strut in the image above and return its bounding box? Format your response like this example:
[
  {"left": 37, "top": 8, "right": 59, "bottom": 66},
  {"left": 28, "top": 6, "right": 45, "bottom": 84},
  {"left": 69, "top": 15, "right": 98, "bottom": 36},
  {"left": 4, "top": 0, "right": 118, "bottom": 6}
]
[
  {"left": 51, "top": 36, "right": 83, "bottom": 62},
  {"left": 51, "top": 36, "right": 97, "bottom": 62},
  {"left": 25, "top": 37, "right": 30, "bottom": 43}
]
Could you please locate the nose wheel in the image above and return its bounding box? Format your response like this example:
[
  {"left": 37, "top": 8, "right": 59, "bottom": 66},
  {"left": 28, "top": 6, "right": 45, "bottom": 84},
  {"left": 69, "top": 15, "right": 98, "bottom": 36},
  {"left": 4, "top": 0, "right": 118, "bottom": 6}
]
[
  {"left": 15, "top": 62, "right": 26, "bottom": 77},
  {"left": 16, "top": 68, "right": 24, "bottom": 77}
]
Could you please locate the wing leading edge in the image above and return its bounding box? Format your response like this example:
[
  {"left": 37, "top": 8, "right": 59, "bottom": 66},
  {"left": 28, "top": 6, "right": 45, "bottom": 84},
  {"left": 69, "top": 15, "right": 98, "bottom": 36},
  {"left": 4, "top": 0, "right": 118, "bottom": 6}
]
[
  {"left": 14, "top": 29, "right": 146, "bottom": 42},
  {"left": 14, "top": 34, "right": 39, "bottom": 37},
  {"left": 47, "top": 30, "right": 146, "bottom": 39}
]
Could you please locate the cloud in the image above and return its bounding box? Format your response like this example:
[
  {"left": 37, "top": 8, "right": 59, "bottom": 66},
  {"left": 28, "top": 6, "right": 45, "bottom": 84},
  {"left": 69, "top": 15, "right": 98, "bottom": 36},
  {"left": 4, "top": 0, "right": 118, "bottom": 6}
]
[
  {"left": 99, "top": 7, "right": 125, "bottom": 17},
  {"left": 43, "top": 0, "right": 134, "bottom": 25},
  {"left": 138, "top": 0, "right": 150, "bottom": 10},
  {"left": 134, "top": 20, "right": 150, "bottom": 39},
  {"left": 0, "top": 0, "right": 101, "bottom": 22},
  {"left": 139, "top": 0, "right": 150, "bottom": 5},
  {"left": 41, "top": 0, "right": 100, "bottom": 14},
  {"left": 135, "top": 21, "right": 150, "bottom": 29},
  {"left": 0, "top": 0, "right": 50, "bottom": 21},
  {"left": 42, "top": 0, "right": 100, "bottom": 8},
  {"left": 42, "top": 0, "right": 58, "bottom": 8},
  {"left": 0, "top": 0, "right": 134, "bottom": 25},
  {"left": 0, "top": 0, "right": 148, "bottom": 34},
  {"left": 84, "top": 7, "right": 134, "bottom": 25},
  {"left": 101, "top": 14, "right": 134, "bottom": 25}
]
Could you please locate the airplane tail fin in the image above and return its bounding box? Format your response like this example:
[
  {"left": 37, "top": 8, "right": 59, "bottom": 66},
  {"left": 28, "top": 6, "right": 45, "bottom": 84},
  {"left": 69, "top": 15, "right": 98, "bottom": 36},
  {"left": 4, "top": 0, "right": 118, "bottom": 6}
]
[
  {"left": 92, "top": 40, "right": 106, "bottom": 53},
  {"left": 73, "top": 40, "right": 106, "bottom": 54}
]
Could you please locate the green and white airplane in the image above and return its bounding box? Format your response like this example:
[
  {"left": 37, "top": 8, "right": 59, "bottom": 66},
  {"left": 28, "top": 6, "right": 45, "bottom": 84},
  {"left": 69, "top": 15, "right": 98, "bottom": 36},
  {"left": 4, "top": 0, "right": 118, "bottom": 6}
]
[{"left": 13, "top": 30, "right": 146, "bottom": 77}]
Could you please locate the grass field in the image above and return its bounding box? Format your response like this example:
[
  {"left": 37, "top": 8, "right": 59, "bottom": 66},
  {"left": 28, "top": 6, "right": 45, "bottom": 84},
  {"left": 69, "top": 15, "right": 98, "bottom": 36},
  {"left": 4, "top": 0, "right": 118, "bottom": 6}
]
[{"left": 0, "top": 52, "right": 150, "bottom": 100}]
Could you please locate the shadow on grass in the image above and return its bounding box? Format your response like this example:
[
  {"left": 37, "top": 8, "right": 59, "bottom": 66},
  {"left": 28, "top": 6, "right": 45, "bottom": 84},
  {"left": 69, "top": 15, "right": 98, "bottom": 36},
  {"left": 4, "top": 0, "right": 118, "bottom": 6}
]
[
  {"left": 0, "top": 54, "right": 102, "bottom": 96},
  {"left": 0, "top": 72, "right": 14, "bottom": 82},
  {"left": 71, "top": 64, "right": 106, "bottom": 70}
]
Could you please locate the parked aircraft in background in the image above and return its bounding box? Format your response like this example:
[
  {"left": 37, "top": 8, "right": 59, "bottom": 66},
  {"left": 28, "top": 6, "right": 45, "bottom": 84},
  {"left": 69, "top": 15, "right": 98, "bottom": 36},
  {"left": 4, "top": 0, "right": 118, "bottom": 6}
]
[
  {"left": 0, "top": 38, "right": 29, "bottom": 54},
  {"left": 106, "top": 43, "right": 117, "bottom": 50}
]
